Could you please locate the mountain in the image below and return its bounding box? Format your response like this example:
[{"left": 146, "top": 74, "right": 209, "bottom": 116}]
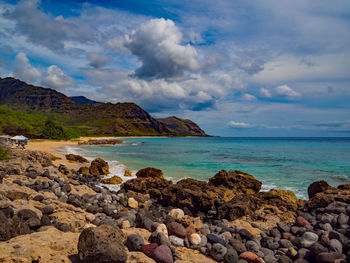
[
  {"left": 157, "top": 116, "right": 207, "bottom": 136},
  {"left": 0, "top": 77, "right": 207, "bottom": 136},
  {"left": 70, "top": 96, "right": 103, "bottom": 106}
]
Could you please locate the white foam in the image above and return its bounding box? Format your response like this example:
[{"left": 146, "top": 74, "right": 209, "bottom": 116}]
[{"left": 56, "top": 145, "right": 136, "bottom": 193}]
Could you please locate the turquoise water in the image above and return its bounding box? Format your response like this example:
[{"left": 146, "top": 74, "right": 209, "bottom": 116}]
[{"left": 73, "top": 137, "right": 350, "bottom": 199}]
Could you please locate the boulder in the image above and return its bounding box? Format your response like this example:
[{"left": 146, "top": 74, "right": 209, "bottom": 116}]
[
  {"left": 89, "top": 158, "right": 109, "bottom": 176},
  {"left": 126, "top": 234, "right": 145, "bottom": 251},
  {"left": 78, "top": 225, "right": 127, "bottom": 263},
  {"left": 209, "top": 170, "right": 262, "bottom": 194},
  {"left": 102, "top": 176, "right": 123, "bottom": 185},
  {"left": 152, "top": 244, "right": 173, "bottom": 263},
  {"left": 308, "top": 181, "right": 335, "bottom": 199},
  {"left": 136, "top": 167, "right": 164, "bottom": 179},
  {"left": 65, "top": 154, "right": 88, "bottom": 163}
]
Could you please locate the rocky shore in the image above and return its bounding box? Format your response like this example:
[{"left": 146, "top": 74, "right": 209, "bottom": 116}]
[{"left": 1, "top": 146, "right": 350, "bottom": 263}]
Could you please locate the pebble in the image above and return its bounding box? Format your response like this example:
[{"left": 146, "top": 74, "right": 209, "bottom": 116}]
[
  {"left": 300, "top": 232, "right": 319, "bottom": 248},
  {"left": 126, "top": 234, "right": 144, "bottom": 251},
  {"left": 224, "top": 247, "right": 238, "bottom": 263},
  {"left": 239, "top": 228, "right": 255, "bottom": 240},
  {"left": 239, "top": 251, "right": 260, "bottom": 263},
  {"left": 167, "top": 222, "right": 186, "bottom": 238},
  {"left": 229, "top": 238, "right": 247, "bottom": 253},
  {"left": 121, "top": 220, "right": 130, "bottom": 229},
  {"left": 128, "top": 197, "right": 138, "bottom": 209},
  {"left": 169, "top": 235, "right": 184, "bottom": 246},
  {"left": 210, "top": 243, "right": 227, "bottom": 261},
  {"left": 245, "top": 240, "right": 260, "bottom": 252},
  {"left": 168, "top": 208, "right": 184, "bottom": 220},
  {"left": 207, "top": 233, "right": 227, "bottom": 246},
  {"left": 41, "top": 205, "right": 54, "bottom": 215},
  {"left": 152, "top": 245, "right": 174, "bottom": 263},
  {"left": 296, "top": 216, "right": 310, "bottom": 227},
  {"left": 156, "top": 223, "right": 168, "bottom": 237},
  {"left": 330, "top": 239, "right": 343, "bottom": 253},
  {"left": 141, "top": 243, "right": 158, "bottom": 257},
  {"left": 189, "top": 233, "right": 201, "bottom": 245}
]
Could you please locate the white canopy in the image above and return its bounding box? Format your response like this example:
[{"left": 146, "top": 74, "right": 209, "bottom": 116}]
[{"left": 11, "top": 135, "right": 29, "bottom": 140}]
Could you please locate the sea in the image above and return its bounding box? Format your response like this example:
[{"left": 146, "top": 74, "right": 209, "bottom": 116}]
[{"left": 62, "top": 137, "right": 350, "bottom": 199}]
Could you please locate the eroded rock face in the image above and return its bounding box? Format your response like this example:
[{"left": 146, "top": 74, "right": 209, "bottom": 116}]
[
  {"left": 78, "top": 225, "right": 127, "bottom": 263},
  {"left": 308, "top": 180, "right": 335, "bottom": 199},
  {"left": 307, "top": 183, "right": 350, "bottom": 209},
  {"left": 65, "top": 154, "right": 88, "bottom": 163}
]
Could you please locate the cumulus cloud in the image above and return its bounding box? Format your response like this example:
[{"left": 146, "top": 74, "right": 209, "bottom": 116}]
[
  {"left": 124, "top": 18, "right": 200, "bottom": 79},
  {"left": 259, "top": 88, "right": 272, "bottom": 98},
  {"left": 12, "top": 52, "right": 41, "bottom": 83},
  {"left": 42, "top": 65, "right": 74, "bottom": 90},
  {"left": 5, "top": 0, "right": 93, "bottom": 50},
  {"left": 275, "top": 85, "right": 301, "bottom": 100},
  {"left": 228, "top": 121, "right": 254, "bottom": 128},
  {"left": 243, "top": 93, "right": 256, "bottom": 101},
  {"left": 87, "top": 53, "right": 110, "bottom": 68}
]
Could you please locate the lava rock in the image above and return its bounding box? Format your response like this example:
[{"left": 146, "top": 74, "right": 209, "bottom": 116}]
[
  {"left": 152, "top": 244, "right": 173, "bottom": 263},
  {"left": 126, "top": 234, "right": 144, "bottom": 251}
]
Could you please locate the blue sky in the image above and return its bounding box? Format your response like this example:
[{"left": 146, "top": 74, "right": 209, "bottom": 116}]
[{"left": 0, "top": 0, "right": 350, "bottom": 136}]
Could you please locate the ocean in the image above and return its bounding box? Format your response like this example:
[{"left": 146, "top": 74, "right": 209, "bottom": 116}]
[{"left": 63, "top": 137, "right": 350, "bottom": 199}]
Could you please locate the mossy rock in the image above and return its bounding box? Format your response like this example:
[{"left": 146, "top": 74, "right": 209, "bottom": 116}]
[
  {"left": 102, "top": 176, "right": 123, "bottom": 185},
  {"left": 124, "top": 170, "right": 132, "bottom": 177},
  {"left": 78, "top": 167, "right": 90, "bottom": 176}
]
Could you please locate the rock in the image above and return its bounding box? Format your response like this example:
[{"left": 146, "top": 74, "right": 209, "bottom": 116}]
[
  {"left": 33, "top": 194, "right": 44, "bottom": 202},
  {"left": 329, "top": 239, "right": 342, "bottom": 253},
  {"left": 78, "top": 225, "right": 127, "bottom": 263},
  {"left": 89, "top": 158, "right": 109, "bottom": 176},
  {"left": 168, "top": 208, "right": 185, "bottom": 220},
  {"left": 121, "top": 220, "right": 131, "bottom": 229},
  {"left": 128, "top": 197, "right": 138, "bottom": 209},
  {"left": 149, "top": 232, "right": 171, "bottom": 247},
  {"left": 246, "top": 240, "right": 260, "bottom": 252},
  {"left": 210, "top": 243, "right": 227, "bottom": 261},
  {"left": 224, "top": 247, "right": 239, "bottom": 263},
  {"left": 136, "top": 167, "right": 164, "bottom": 179},
  {"left": 167, "top": 222, "right": 186, "bottom": 238},
  {"left": 152, "top": 244, "right": 173, "bottom": 263},
  {"left": 239, "top": 228, "right": 255, "bottom": 240},
  {"left": 278, "top": 255, "right": 292, "bottom": 263},
  {"left": 141, "top": 243, "right": 158, "bottom": 257},
  {"left": 239, "top": 251, "right": 261, "bottom": 263},
  {"left": 229, "top": 239, "right": 246, "bottom": 254},
  {"left": 0, "top": 227, "right": 78, "bottom": 262},
  {"left": 41, "top": 205, "right": 54, "bottom": 215},
  {"left": 209, "top": 170, "right": 262, "bottom": 194},
  {"left": 315, "top": 252, "right": 346, "bottom": 263},
  {"left": 78, "top": 139, "right": 123, "bottom": 145},
  {"left": 308, "top": 181, "right": 334, "bottom": 199},
  {"left": 156, "top": 223, "right": 168, "bottom": 237},
  {"left": 102, "top": 176, "right": 123, "bottom": 185},
  {"left": 279, "top": 239, "right": 293, "bottom": 248},
  {"left": 17, "top": 208, "right": 41, "bottom": 229},
  {"left": 325, "top": 202, "right": 347, "bottom": 214},
  {"left": 310, "top": 242, "right": 328, "bottom": 255},
  {"left": 207, "top": 233, "right": 227, "bottom": 246},
  {"left": 300, "top": 232, "right": 319, "bottom": 248},
  {"left": 65, "top": 154, "right": 88, "bottom": 163},
  {"left": 337, "top": 213, "right": 349, "bottom": 225},
  {"left": 78, "top": 166, "right": 90, "bottom": 176},
  {"left": 169, "top": 235, "right": 184, "bottom": 246},
  {"left": 124, "top": 170, "right": 132, "bottom": 177},
  {"left": 295, "top": 216, "right": 310, "bottom": 227},
  {"left": 126, "top": 234, "right": 145, "bottom": 251},
  {"left": 189, "top": 233, "right": 201, "bottom": 245}
]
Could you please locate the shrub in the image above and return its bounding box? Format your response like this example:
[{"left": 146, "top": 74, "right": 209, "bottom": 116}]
[
  {"left": 42, "top": 120, "right": 79, "bottom": 140},
  {"left": 0, "top": 146, "right": 9, "bottom": 160}
]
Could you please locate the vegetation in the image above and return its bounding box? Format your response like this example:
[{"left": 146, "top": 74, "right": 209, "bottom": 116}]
[
  {"left": 42, "top": 120, "right": 79, "bottom": 140},
  {"left": 0, "top": 145, "right": 9, "bottom": 160}
]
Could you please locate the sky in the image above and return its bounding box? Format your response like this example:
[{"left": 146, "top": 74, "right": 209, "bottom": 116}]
[{"left": 0, "top": 0, "right": 350, "bottom": 136}]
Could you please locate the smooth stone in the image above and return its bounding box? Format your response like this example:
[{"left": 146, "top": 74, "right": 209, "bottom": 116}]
[
  {"left": 128, "top": 197, "right": 138, "bottom": 209},
  {"left": 149, "top": 232, "right": 171, "bottom": 247},
  {"left": 337, "top": 213, "right": 349, "bottom": 225},
  {"left": 126, "top": 234, "right": 144, "bottom": 251},
  {"left": 169, "top": 235, "right": 184, "bottom": 247},
  {"left": 239, "top": 229, "right": 255, "bottom": 240},
  {"left": 152, "top": 245, "right": 173, "bottom": 263},
  {"left": 295, "top": 216, "right": 310, "bottom": 227},
  {"left": 141, "top": 243, "right": 158, "bottom": 257},
  {"left": 310, "top": 242, "right": 328, "bottom": 255},
  {"left": 121, "top": 220, "right": 130, "bottom": 229},
  {"left": 315, "top": 252, "right": 346, "bottom": 263},
  {"left": 329, "top": 239, "right": 342, "bottom": 253},
  {"left": 224, "top": 247, "right": 238, "bottom": 263},
  {"left": 229, "top": 238, "right": 247, "bottom": 253},
  {"left": 189, "top": 233, "right": 201, "bottom": 245},
  {"left": 207, "top": 233, "right": 227, "bottom": 246},
  {"left": 321, "top": 223, "right": 333, "bottom": 232},
  {"left": 210, "top": 243, "right": 227, "bottom": 261},
  {"left": 41, "top": 205, "right": 54, "bottom": 215},
  {"left": 278, "top": 255, "right": 292, "bottom": 263},
  {"left": 245, "top": 240, "right": 260, "bottom": 252},
  {"left": 279, "top": 239, "right": 293, "bottom": 248},
  {"left": 239, "top": 251, "right": 260, "bottom": 263},
  {"left": 168, "top": 208, "right": 184, "bottom": 220},
  {"left": 270, "top": 228, "right": 281, "bottom": 239},
  {"left": 300, "top": 232, "right": 318, "bottom": 248},
  {"left": 156, "top": 223, "right": 168, "bottom": 237},
  {"left": 167, "top": 222, "right": 186, "bottom": 238}
]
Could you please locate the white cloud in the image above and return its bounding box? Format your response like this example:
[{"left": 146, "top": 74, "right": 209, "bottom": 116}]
[
  {"left": 259, "top": 87, "right": 272, "bottom": 98},
  {"left": 12, "top": 52, "right": 41, "bottom": 83},
  {"left": 42, "top": 65, "right": 74, "bottom": 90},
  {"left": 275, "top": 84, "right": 301, "bottom": 100},
  {"left": 228, "top": 121, "right": 254, "bottom": 128},
  {"left": 124, "top": 18, "right": 200, "bottom": 79},
  {"left": 87, "top": 52, "right": 110, "bottom": 68},
  {"left": 243, "top": 93, "right": 256, "bottom": 101}
]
